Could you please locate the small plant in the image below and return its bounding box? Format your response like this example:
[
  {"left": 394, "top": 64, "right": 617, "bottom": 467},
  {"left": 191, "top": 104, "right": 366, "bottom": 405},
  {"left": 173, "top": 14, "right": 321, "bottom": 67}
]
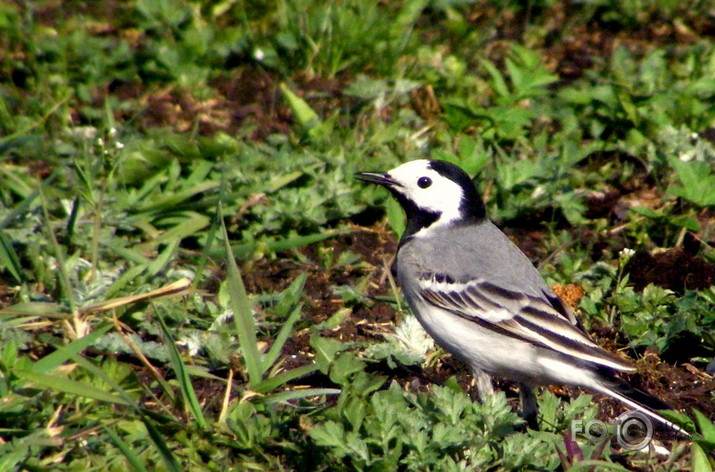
[
  {"left": 365, "top": 314, "right": 435, "bottom": 368},
  {"left": 668, "top": 158, "right": 715, "bottom": 208},
  {"left": 691, "top": 410, "right": 715, "bottom": 472}
]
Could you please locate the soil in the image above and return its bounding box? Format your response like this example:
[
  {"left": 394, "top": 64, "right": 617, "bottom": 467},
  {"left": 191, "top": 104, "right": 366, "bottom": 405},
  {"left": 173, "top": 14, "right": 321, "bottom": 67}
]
[{"left": 625, "top": 248, "right": 715, "bottom": 293}]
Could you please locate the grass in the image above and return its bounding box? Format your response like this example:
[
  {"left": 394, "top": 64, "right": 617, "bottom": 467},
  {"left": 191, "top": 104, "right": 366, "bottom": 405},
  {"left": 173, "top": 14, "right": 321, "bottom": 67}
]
[{"left": 1, "top": 0, "right": 715, "bottom": 470}]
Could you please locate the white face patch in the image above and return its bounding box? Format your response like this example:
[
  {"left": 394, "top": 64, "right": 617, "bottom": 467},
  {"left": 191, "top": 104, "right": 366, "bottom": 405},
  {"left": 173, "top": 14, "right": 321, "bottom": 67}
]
[{"left": 386, "top": 159, "right": 465, "bottom": 228}]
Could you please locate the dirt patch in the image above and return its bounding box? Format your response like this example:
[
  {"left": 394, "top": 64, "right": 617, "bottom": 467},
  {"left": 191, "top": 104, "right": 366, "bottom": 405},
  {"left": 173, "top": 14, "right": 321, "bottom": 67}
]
[
  {"left": 635, "top": 349, "right": 715, "bottom": 414},
  {"left": 624, "top": 248, "right": 715, "bottom": 293},
  {"left": 210, "top": 67, "right": 294, "bottom": 139},
  {"left": 106, "top": 66, "right": 349, "bottom": 139}
]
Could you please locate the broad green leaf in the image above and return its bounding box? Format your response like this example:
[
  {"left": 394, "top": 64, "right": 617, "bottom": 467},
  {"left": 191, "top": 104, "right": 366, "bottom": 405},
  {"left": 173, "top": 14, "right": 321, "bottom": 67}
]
[
  {"left": 669, "top": 159, "right": 715, "bottom": 207},
  {"left": 693, "top": 409, "right": 715, "bottom": 446},
  {"left": 692, "top": 443, "right": 714, "bottom": 472},
  {"left": 481, "top": 59, "right": 510, "bottom": 99},
  {"left": 310, "top": 334, "right": 345, "bottom": 373},
  {"left": 279, "top": 82, "right": 321, "bottom": 132},
  {"left": 386, "top": 198, "right": 405, "bottom": 238}
]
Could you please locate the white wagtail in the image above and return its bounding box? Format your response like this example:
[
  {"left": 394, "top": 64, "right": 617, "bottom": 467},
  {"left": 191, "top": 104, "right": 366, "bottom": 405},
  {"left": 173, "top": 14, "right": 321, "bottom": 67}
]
[{"left": 356, "top": 159, "right": 685, "bottom": 432}]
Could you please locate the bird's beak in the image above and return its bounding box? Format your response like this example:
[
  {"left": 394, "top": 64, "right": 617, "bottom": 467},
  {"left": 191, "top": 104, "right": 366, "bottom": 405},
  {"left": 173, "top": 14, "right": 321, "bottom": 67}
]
[{"left": 355, "top": 172, "right": 399, "bottom": 188}]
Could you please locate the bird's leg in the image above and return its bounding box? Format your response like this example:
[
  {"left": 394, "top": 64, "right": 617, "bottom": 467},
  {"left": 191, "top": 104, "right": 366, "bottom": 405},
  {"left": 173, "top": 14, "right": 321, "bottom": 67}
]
[
  {"left": 519, "top": 383, "right": 539, "bottom": 429},
  {"left": 472, "top": 368, "right": 494, "bottom": 402}
]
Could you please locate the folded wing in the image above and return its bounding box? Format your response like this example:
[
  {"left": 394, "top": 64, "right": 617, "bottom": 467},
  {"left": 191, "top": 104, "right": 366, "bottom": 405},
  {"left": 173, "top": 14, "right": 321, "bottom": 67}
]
[{"left": 417, "top": 273, "right": 634, "bottom": 372}]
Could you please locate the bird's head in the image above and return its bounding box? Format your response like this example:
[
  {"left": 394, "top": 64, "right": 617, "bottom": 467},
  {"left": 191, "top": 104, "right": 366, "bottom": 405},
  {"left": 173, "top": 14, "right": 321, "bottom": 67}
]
[{"left": 356, "top": 159, "right": 486, "bottom": 237}]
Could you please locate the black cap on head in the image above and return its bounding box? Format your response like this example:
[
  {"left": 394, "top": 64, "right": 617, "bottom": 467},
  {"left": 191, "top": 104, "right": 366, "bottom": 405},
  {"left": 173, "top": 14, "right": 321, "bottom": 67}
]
[{"left": 428, "top": 160, "right": 486, "bottom": 221}]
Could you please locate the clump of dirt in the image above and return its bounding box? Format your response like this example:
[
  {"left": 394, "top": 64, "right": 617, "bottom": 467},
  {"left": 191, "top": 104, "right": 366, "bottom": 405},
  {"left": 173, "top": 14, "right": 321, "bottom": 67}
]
[
  {"left": 624, "top": 248, "right": 715, "bottom": 293},
  {"left": 210, "top": 67, "right": 294, "bottom": 139},
  {"left": 552, "top": 283, "right": 586, "bottom": 309},
  {"left": 583, "top": 190, "right": 623, "bottom": 220},
  {"left": 634, "top": 349, "right": 715, "bottom": 414}
]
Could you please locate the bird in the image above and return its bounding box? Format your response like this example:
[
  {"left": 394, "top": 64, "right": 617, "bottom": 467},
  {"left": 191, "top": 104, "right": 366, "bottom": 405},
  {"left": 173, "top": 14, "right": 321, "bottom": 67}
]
[{"left": 356, "top": 158, "right": 685, "bottom": 434}]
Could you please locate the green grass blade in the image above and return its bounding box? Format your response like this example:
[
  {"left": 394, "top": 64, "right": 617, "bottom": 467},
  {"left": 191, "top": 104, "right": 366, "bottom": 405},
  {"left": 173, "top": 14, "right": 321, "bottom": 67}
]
[
  {"left": 143, "top": 417, "right": 182, "bottom": 472},
  {"left": 147, "top": 239, "right": 179, "bottom": 277},
  {"left": 193, "top": 157, "right": 229, "bottom": 290},
  {"left": 155, "top": 309, "right": 207, "bottom": 429},
  {"left": 0, "top": 230, "right": 23, "bottom": 283},
  {"left": 0, "top": 302, "right": 66, "bottom": 318},
  {"left": 266, "top": 169, "right": 308, "bottom": 193},
  {"left": 0, "top": 315, "right": 42, "bottom": 328},
  {"left": 15, "top": 370, "right": 130, "bottom": 405},
  {"left": 220, "top": 212, "right": 264, "bottom": 386},
  {"left": 135, "top": 181, "right": 220, "bottom": 213},
  {"left": 68, "top": 353, "right": 142, "bottom": 409},
  {"left": 209, "top": 230, "right": 347, "bottom": 260},
  {"left": 150, "top": 212, "right": 210, "bottom": 247},
  {"left": 104, "top": 426, "right": 149, "bottom": 472},
  {"left": 32, "top": 323, "right": 113, "bottom": 374},
  {"left": 39, "top": 185, "right": 77, "bottom": 315},
  {"left": 258, "top": 388, "right": 341, "bottom": 405},
  {"left": 0, "top": 163, "right": 64, "bottom": 229},
  {"left": 70, "top": 353, "right": 183, "bottom": 471},
  {"left": 252, "top": 363, "right": 319, "bottom": 395},
  {"left": 192, "top": 206, "right": 221, "bottom": 291},
  {"left": 73, "top": 353, "right": 178, "bottom": 425},
  {"left": 103, "top": 265, "right": 148, "bottom": 299},
  {"left": 262, "top": 305, "right": 303, "bottom": 370},
  {"left": 104, "top": 242, "right": 153, "bottom": 265}
]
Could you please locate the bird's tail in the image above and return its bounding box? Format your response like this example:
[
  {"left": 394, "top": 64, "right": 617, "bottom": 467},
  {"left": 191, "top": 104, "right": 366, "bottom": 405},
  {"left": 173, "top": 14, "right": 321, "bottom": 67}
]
[{"left": 594, "top": 381, "right": 690, "bottom": 438}]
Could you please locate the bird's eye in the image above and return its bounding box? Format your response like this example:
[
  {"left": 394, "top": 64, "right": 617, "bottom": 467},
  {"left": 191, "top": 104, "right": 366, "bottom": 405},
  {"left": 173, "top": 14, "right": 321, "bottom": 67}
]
[{"left": 417, "top": 177, "right": 432, "bottom": 189}]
